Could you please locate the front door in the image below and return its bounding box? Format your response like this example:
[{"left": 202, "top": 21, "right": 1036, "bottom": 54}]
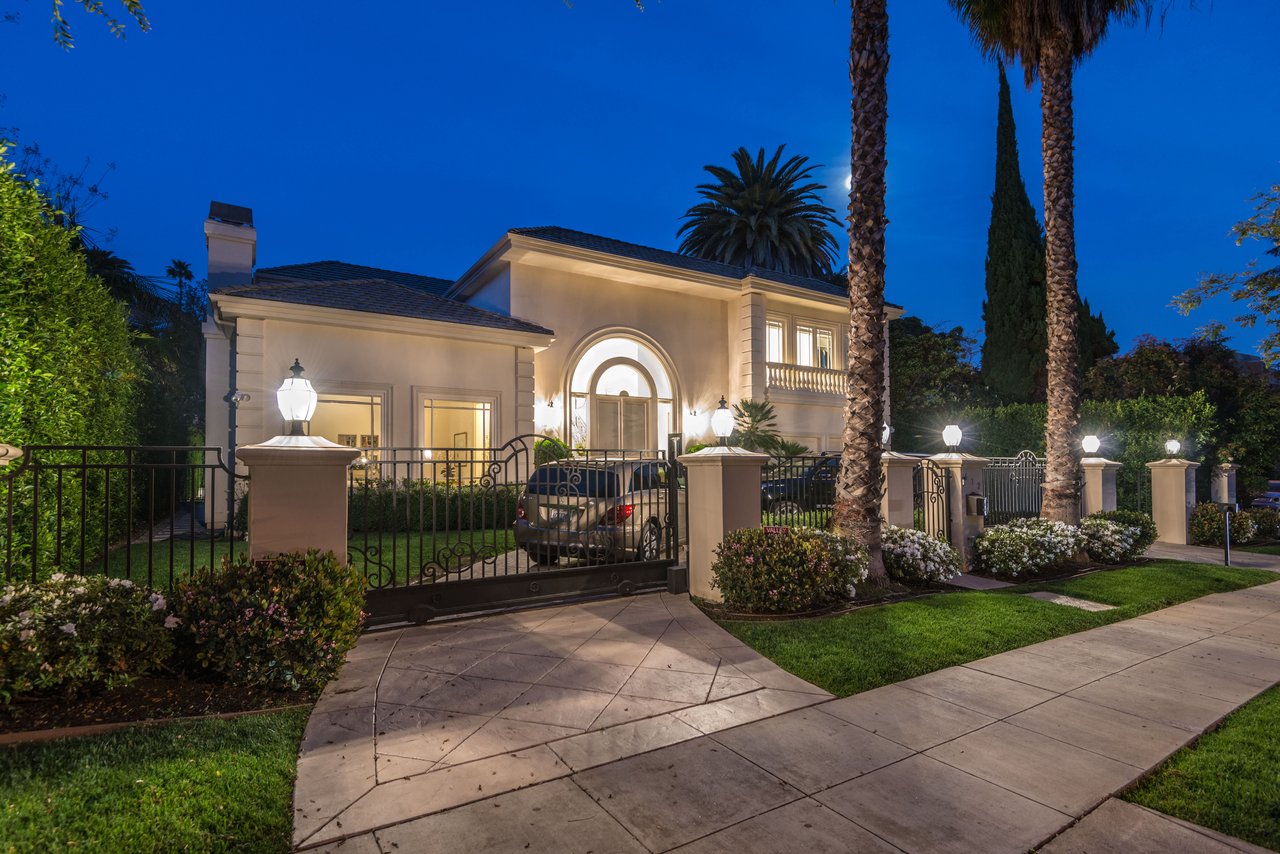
[{"left": 593, "top": 395, "right": 649, "bottom": 449}]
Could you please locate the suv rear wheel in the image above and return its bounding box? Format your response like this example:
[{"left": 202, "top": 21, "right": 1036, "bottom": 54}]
[{"left": 636, "top": 522, "right": 661, "bottom": 561}]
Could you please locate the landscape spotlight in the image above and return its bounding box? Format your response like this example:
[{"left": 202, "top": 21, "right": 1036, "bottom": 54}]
[
  {"left": 1165, "top": 438, "right": 1182, "bottom": 457},
  {"left": 276, "top": 359, "right": 317, "bottom": 437},
  {"left": 942, "top": 424, "right": 962, "bottom": 450},
  {"left": 711, "top": 396, "right": 734, "bottom": 446},
  {"left": 1081, "top": 435, "right": 1101, "bottom": 455}
]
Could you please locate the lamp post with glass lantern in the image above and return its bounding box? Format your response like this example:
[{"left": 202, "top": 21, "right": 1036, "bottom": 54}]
[
  {"left": 276, "top": 359, "right": 318, "bottom": 437},
  {"left": 711, "top": 396, "right": 734, "bottom": 447}
]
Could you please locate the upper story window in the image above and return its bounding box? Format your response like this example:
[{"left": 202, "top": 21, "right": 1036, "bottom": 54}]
[
  {"left": 766, "top": 320, "right": 784, "bottom": 363},
  {"left": 796, "top": 324, "right": 836, "bottom": 369},
  {"left": 817, "top": 329, "right": 834, "bottom": 369}
]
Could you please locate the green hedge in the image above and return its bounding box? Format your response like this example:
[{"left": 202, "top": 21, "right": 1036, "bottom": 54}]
[
  {"left": 0, "top": 146, "right": 137, "bottom": 578},
  {"left": 348, "top": 480, "right": 520, "bottom": 534},
  {"left": 938, "top": 393, "right": 1218, "bottom": 512}
]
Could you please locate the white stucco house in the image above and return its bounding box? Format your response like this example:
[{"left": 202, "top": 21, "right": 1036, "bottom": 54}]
[{"left": 202, "top": 201, "right": 901, "bottom": 482}]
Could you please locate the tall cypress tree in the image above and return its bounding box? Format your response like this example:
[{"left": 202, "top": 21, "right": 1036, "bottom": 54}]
[
  {"left": 981, "top": 64, "right": 1048, "bottom": 402},
  {"left": 981, "top": 66, "right": 1116, "bottom": 402}
]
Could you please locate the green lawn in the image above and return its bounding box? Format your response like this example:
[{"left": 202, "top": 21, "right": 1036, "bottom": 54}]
[
  {"left": 0, "top": 708, "right": 308, "bottom": 853},
  {"left": 719, "top": 561, "right": 1277, "bottom": 697},
  {"left": 1126, "top": 685, "right": 1280, "bottom": 851},
  {"left": 1238, "top": 543, "right": 1280, "bottom": 556}
]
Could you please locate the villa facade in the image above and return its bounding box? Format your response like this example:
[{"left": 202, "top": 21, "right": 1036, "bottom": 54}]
[{"left": 202, "top": 202, "right": 901, "bottom": 478}]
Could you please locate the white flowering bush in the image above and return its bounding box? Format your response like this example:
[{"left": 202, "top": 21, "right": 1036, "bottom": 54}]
[
  {"left": 881, "top": 525, "right": 961, "bottom": 583},
  {"left": 975, "top": 518, "right": 1086, "bottom": 578},
  {"left": 0, "top": 574, "right": 175, "bottom": 703},
  {"left": 1080, "top": 516, "right": 1144, "bottom": 563},
  {"left": 712, "top": 526, "right": 869, "bottom": 613}
]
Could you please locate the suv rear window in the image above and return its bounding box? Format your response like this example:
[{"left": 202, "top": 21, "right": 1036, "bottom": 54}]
[{"left": 526, "top": 465, "right": 620, "bottom": 498}]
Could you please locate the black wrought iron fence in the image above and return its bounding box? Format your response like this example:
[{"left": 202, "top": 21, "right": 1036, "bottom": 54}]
[
  {"left": 346, "top": 434, "right": 685, "bottom": 593},
  {"left": 984, "top": 451, "right": 1045, "bottom": 524},
  {"left": 912, "top": 460, "right": 952, "bottom": 540},
  {"left": 0, "top": 446, "right": 247, "bottom": 588},
  {"left": 760, "top": 454, "right": 837, "bottom": 528}
]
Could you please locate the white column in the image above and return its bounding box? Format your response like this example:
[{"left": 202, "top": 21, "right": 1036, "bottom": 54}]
[
  {"left": 1211, "top": 463, "right": 1240, "bottom": 506},
  {"left": 1081, "top": 457, "right": 1122, "bottom": 516},
  {"left": 1147, "top": 458, "right": 1200, "bottom": 545},
  {"left": 880, "top": 452, "right": 917, "bottom": 529}
]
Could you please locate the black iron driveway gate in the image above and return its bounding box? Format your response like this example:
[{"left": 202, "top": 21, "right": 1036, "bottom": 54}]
[{"left": 353, "top": 434, "right": 685, "bottom": 627}]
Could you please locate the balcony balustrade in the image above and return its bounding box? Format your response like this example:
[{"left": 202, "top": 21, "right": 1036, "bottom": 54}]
[{"left": 765, "top": 362, "right": 844, "bottom": 395}]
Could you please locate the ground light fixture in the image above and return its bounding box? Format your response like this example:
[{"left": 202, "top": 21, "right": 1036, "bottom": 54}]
[
  {"left": 942, "top": 424, "right": 962, "bottom": 450},
  {"left": 711, "top": 396, "right": 734, "bottom": 446},
  {"left": 277, "top": 359, "right": 318, "bottom": 436},
  {"left": 1165, "top": 438, "right": 1182, "bottom": 457},
  {"left": 1082, "top": 434, "right": 1101, "bottom": 455}
]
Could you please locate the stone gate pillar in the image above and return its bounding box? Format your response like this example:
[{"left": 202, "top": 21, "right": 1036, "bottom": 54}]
[
  {"left": 677, "top": 446, "right": 769, "bottom": 603},
  {"left": 880, "top": 452, "right": 918, "bottom": 529},
  {"left": 929, "top": 452, "right": 991, "bottom": 572},
  {"left": 1211, "top": 463, "right": 1240, "bottom": 507},
  {"left": 1147, "top": 458, "right": 1200, "bottom": 545},
  {"left": 1081, "top": 457, "right": 1123, "bottom": 516}
]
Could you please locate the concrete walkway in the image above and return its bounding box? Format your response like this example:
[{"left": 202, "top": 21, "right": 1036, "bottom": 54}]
[
  {"left": 296, "top": 580, "right": 1280, "bottom": 853},
  {"left": 1147, "top": 541, "right": 1280, "bottom": 571}
]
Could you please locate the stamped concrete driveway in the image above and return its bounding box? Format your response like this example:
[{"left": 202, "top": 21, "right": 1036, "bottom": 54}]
[
  {"left": 292, "top": 592, "right": 832, "bottom": 850},
  {"left": 296, "top": 580, "right": 1280, "bottom": 854}
]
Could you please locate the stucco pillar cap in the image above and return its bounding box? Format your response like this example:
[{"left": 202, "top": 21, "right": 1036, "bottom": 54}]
[
  {"left": 0, "top": 444, "right": 21, "bottom": 466},
  {"left": 677, "top": 446, "right": 771, "bottom": 467},
  {"left": 1216, "top": 462, "right": 1242, "bottom": 471},
  {"left": 1147, "top": 458, "right": 1201, "bottom": 471},
  {"left": 928, "top": 452, "right": 992, "bottom": 465},
  {"left": 881, "top": 451, "right": 921, "bottom": 464},
  {"left": 237, "top": 434, "right": 362, "bottom": 467},
  {"left": 1081, "top": 457, "right": 1123, "bottom": 469}
]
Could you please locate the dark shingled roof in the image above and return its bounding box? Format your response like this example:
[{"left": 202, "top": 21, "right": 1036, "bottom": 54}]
[
  {"left": 256, "top": 261, "right": 454, "bottom": 297},
  {"left": 214, "top": 278, "right": 554, "bottom": 336},
  {"left": 509, "top": 226, "right": 850, "bottom": 299}
]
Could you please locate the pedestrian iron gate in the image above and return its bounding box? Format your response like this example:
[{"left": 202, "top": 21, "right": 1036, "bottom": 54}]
[
  {"left": 984, "top": 450, "right": 1046, "bottom": 524},
  {"left": 912, "top": 459, "right": 952, "bottom": 542},
  {"left": 352, "top": 434, "right": 685, "bottom": 626}
]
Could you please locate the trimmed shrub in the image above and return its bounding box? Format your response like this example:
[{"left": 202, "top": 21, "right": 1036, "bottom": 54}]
[
  {"left": 975, "top": 518, "right": 1086, "bottom": 578},
  {"left": 534, "top": 437, "right": 571, "bottom": 466},
  {"left": 881, "top": 525, "right": 961, "bottom": 583},
  {"left": 0, "top": 574, "right": 174, "bottom": 703},
  {"left": 1248, "top": 507, "right": 1280, "bottom": 540},
  {"left": 1086, "top": 510, "right": 1157, "bottom": 555},
  {"left": 172, "top": 550, "right": 365, "bottom": 692},
  {"left": 1080, "top": 516, "right": 1143, "bottom": 564},
  {"left": 711, "top": 527, "right": 868, "bottom": 614},
  {"left": 1189, "top": 502, "right": 1257, "bottom": 546},
  {"left": 348, "top": 480, "right": 520, "bottom": 534}
]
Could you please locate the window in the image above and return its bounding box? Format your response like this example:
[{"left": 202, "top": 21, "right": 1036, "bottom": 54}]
[
  {"left": 796, "top": 326, "right": 815, "bottom": 367},
  {"left": 422, "top": 399, "right": 492, "bottom": 450},
  {"left": 310, "top": 392, "right": 383, "bottom": 456},
  {"left": 817, "top": 329, "right": 834, "bottom": 369},
  {"left": 766, "top": 320, "right": 784, "bottom": 363}
]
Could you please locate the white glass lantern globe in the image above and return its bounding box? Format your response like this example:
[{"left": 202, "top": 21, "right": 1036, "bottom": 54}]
[
  {"left": 1165, "top": 438, "right": 1182, "bottom": 457},
  {"left": 1082, "top": 435, "right": 1101, "bottom": 455},
  {"left": 881, "top": 423, "right": 892, "bottom": 445},
  {"left": 942, "top": 424, "right": 962, "bottom": 450},
  {"left": 277, "top": 359, "right": 318, "bottom": 436},
  {"left": 710, "top": 396, "right": 734, "bottom": 445}
]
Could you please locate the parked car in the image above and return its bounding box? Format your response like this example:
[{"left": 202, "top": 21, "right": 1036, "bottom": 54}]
[
  {"left": 760, "top": 455, "right": 837, "bottom": 515},
  {"left": 515, "top": 459, "right": 684, "bottom": 565},
  {"left": 1251, "top": 492, "right": 1280, "bottom": 509}
]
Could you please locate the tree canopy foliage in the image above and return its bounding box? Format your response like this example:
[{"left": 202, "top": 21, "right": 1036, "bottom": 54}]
[
  {"left": 678, "top": 145, "right": 840, "bottom": 278},
  {"left": 1175, "top": 185, "right": 1280, "bottom": 367},
  {"left": 50, "top": 0, "right": 148, "bottom": 49},
  {"left": 889, "top": 316, "right": 989, "bottom": 447}
]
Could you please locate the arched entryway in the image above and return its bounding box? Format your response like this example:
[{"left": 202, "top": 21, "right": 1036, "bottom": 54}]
[{"left": 566, "top": 333, "right": 677, "bottom": 450}]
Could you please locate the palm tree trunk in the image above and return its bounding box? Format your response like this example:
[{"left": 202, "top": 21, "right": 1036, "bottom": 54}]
[
  {"left": 1039, "top": 35, "right": 1082, "bottom": 525},
  {"left": 834, "top": 0, "right": 889, "bottom": 580}
]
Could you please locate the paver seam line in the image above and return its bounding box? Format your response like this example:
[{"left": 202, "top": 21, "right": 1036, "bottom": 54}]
[
  {"left": 562, "top": 772, "right": 659, "bottom": 853},
  {"left": 296, "top": 750, "right": 576, "bottom": 851}
]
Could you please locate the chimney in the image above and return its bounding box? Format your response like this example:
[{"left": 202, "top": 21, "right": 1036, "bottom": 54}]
[{"left": 204, "top": 201, "right": 256, "bottom": 290}]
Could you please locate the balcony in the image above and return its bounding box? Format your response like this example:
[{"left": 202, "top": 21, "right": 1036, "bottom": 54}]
[{"left": 766, "top": 362, "right": 844, "bottom": 395}]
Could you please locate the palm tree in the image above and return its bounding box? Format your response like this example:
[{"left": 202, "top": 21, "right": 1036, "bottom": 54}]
[
  {"left": 166, "top": 258, "right": 193, "bottom": 309},
  {"left": 832, "top": 0, "right": 890, "bottom": 581},
  {"left": 678, "top": 145, "right": 841, "bottom": 278},
  {"left": 949, "top": 0, "right": 1150, "bottom": 524},
  {"left": 729, "top": 399, "right": 783, "bottom": 453}
]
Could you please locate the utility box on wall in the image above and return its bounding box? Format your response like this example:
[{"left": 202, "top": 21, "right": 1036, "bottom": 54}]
[{"left": 966, "top": 494, "right": 987, "bottom": 516}]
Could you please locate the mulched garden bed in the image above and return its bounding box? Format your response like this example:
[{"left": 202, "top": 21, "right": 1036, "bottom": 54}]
[{"left": 0, "top": 676, "right": 316, "bottom": 736}]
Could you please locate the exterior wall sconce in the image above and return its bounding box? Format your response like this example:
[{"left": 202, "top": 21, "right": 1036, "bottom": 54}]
[
  {"left": 711, "top": 396, "right": 734, "bottom": 446},
  {"left": 942, "top": 424, "right": 962, "bottom": 450},
  {"left": 276, "top": 359, "right": 318, "bottom": 437}
]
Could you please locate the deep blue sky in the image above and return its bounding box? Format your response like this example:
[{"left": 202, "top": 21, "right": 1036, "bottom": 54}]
[{"left": 2, "top": 1, "right": 1277, "bottom": 355}]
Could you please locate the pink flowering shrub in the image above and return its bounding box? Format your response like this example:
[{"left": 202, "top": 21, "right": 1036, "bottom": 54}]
[
  {"left": 171, "top": 550, "right": 365, "bottom": 692},
  {"left": 0, "top": 574, "right": 174, "bottom": 703},
  {"left": 711, "top": 527, "right": 868, "bottom": 614}
]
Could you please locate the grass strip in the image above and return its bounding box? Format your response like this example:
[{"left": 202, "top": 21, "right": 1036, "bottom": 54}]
[
  {"left": 0, "top": 707, "right": 308, "bottom": 853},
  {"left": 719, "top": 561, "right": 1276, "bottom": 697},
  {"left": 1125, "top": 685, "right": 1280, "bottom": 851}
]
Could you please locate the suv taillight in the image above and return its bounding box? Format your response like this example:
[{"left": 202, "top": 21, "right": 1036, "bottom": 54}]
[
  {"left": 605, "top": 504, "right": 634, "bottom": 525},
  {"left": 515, "top": 500, "right": 526, "bottom": 521}
]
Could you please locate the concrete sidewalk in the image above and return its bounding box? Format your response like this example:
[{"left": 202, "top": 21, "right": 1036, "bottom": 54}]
[
  {"left": 1147, "top": 541, "right": 1280, "bottom": 571},
  {"left": 297, "top": 580, "right": 1280, "bottom": 853}
]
